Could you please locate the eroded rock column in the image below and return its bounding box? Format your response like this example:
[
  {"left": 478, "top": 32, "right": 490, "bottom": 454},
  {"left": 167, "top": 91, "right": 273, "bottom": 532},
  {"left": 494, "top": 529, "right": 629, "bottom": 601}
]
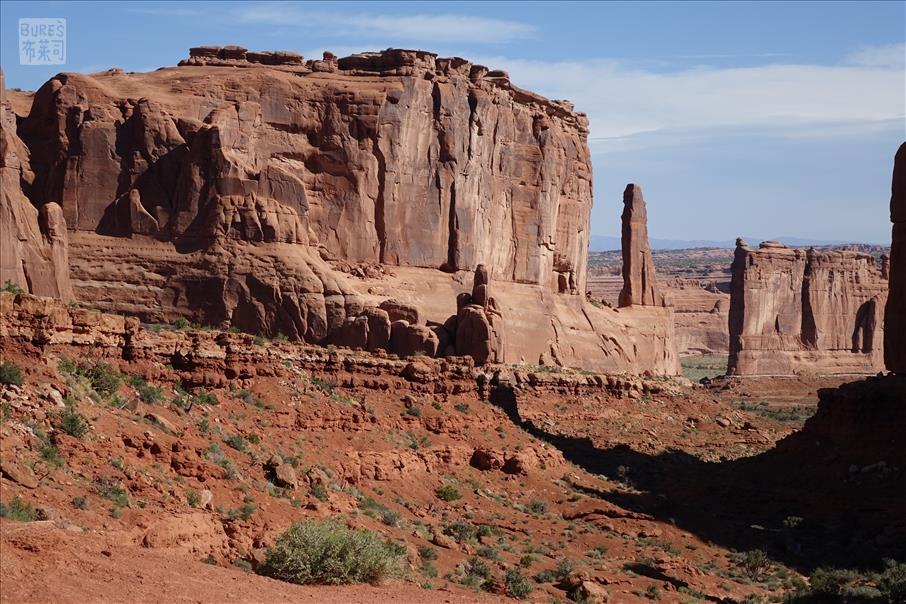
[
  {"left": 618, "top": 184, "right": 663, "bottom": 307},
  {"left": 884, "top": 142, "right": 906, "bottom": 374}
]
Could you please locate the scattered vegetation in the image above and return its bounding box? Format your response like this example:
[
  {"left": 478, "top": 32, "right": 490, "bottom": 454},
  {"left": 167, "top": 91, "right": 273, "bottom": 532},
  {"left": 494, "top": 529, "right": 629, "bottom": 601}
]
[
  {"left": 435, "top": 485, "right": 462, "bottom": 502},
  {"left": 258, "top": 521, "right": 405, "bottom": 585},
  {"left": 0, "top": 361, "right": 23, "bottom": 386},
  {"left": 57, "top": 404, "right": 89, "bottom": 439},
  {"left": 1, "top": 280, "right": 25, "bottom": 294},
  {"left": 0, "top": 497, "right": 36, "bottom": 521},
  {"left": 680, "top": 355, "right": 727, "bottom": 381}
]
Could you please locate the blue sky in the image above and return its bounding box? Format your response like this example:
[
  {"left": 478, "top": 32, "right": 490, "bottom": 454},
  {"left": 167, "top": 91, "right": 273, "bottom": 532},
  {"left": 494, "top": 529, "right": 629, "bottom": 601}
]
[{"left": 2, "top": 1, "right": 904, "bottom": 243}]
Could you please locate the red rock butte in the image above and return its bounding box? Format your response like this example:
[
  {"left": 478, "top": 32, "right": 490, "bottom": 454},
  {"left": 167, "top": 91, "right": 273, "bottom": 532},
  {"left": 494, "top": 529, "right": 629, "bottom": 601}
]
[
  {"left": 0, "top": 48, "right": 681, "bottom": 375},
  {"left": 727, "top": 239, "right": 888, "bottom": 376}
]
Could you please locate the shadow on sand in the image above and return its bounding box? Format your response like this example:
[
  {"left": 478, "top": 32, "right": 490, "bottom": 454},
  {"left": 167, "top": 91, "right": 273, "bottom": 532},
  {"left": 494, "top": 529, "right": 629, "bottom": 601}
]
[{"left": 488, "top": 375, "right": 906, "bottom": 573}]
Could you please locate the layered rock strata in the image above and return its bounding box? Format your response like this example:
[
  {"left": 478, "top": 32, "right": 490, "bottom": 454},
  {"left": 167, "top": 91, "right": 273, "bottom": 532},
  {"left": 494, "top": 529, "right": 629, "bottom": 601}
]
[
  {"left": 884, "top": 142, "right": 906, "bottom": 373},
  {"left": 619, "top": 184, "right": 663, "bottom": 307},
  {"left": 727, "top": 239, "right": 887, "bottom": 376},
  {"left": 0, "top": 70, "right": 72, "bottom": 300},
  {"left": 3, "top": 47, "right": 680, "bottom": 374}
]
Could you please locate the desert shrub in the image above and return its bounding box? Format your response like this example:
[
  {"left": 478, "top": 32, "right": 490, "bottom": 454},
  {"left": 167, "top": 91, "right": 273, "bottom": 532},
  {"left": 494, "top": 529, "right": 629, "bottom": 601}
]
[
  {"left": 477, "top": 545, "right": 500, "bottom": 560},
  {"left": 186, "top": 489, "right": 201, "bottom": 508},
  {"left": 96, "top": 477, "right": 129, "bottom": 508},
  {"left": 58, "top": 406, "right": 89, "bottom": 439},
  {"left": 877, "top": 559, "right": 906, "bottom": 602},
  {"left": 71, "top": 495, "right": 88, "bottom": 510},
  {"left": 258, "top": 521, "right": 405, "bottom": 585},
  {"left": 227, "top": 497, "right": 256, "bottom": 521},
  {"left": 85, "top": 361, "right": 121, "bottom": 396},
  {"left": 535, "top": 558, "right": 575, "bottom": 583},
  {"left": 587, "top": 545, "right": 608, "bottom": 559},
  {"left": 379, "top": 509, "right": 401, "bottom": 527},
  {"left": 1, "top": 280, "right": 24, "bottom": 294},
  {"left": 0, "top": 361, "right": 23, "bottom": 386},
  {"left": 738, "top": 549, "right": 771, "bottom": 581},
  {"left": 454, "top": 403, "right": 470, "bottom": 414},
  {"left": 206, "top": 444, "right": 238, "bottom": 479},
  {"left": 128, "top": 376, "right": 163, "bottom": 404},
  {"left": 310, "top": 483, "right": 329, "bottom": 502},
  {"left": 465, "top": 556, "right": 492, "bottom": 580},
  {"left": 435, "top": 485, "right": 462, "bottom": 502},
  {"left": 40, "top": 441, "right": 65, "bottom": 467},
  {"left": 418, "top": 545, "right": 438, "bottom": 561},
  {"left": 445, "top": 519, "right": 477, "bottom": 543},
  {"left": 527, "top": 500, "right": 548, "bottom": 515},
  {"left": 505, "top": 568, "right": 533, "bottom": 599},
  {"left": 223, "top": 434, "right": 249, "bottom": 452},
  {"left": 519, "top": 554, "right": 536, "bottom": 568},
  {"left": 0, "top": 496, "right": 36, "bottom": 521}
]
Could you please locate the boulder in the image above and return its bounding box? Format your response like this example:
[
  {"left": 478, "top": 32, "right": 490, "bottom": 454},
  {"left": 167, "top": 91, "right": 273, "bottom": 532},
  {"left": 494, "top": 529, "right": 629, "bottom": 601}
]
[
  {"left": 362, "top": 307, "right": 391, "bottom": 352},
  {"left": 379, "top": 298, "right": 420, "bottom": 324},
  {"left": 389, "top": 320, "right": 439, "bottom": 357}
]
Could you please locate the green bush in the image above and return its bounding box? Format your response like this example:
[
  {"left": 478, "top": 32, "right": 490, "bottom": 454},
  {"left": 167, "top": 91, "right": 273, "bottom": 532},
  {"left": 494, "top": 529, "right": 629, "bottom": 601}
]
[
  {"left": 1, "top": 280, "right": 25, "bottom": 294},
  {"left": 738, "top": 549, "right": 771, "bottom": 581},
  {"left": 223, "top": 434, "right": 249, "bottom": 452},
  {"left": 0, "top": 496, "right": 36, "bottom": 521},
  {"left": 0, "top": 361, "right": 23, "bottom": 386},
  {"left": 877, "top": 559, "right": 906, "bottom": 602},
  {"left": 85, "top": 361, "right": 122, "bottom": 396},
  {"left": 505, "top": 568, "right": 533, "bottom": 599},
  {"left": 128, "top": 376, "right": 163, "bottom": 404},
  {"left": 527, "top": 500, "right": 548, "bottom": 515},
  {"left": 435, "top": 485, "right": 462, "bottom": 502},
  {"left": 258, "top": 521, "right": 405, "bottom": 585},
  {"left": 58, "top": 406, "right": 89, "bottom": 439}
]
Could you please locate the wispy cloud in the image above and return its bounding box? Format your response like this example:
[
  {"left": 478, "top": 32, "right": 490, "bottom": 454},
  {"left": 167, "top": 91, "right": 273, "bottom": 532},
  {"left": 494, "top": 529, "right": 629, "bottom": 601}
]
[
  {"left": 233, "top": 5, "right": 536, "bottom": 44},
  {"left": 479, "top": 45, "right": 905, "bottom": 144},
  {"left": 844, "top": 42, "right": 906, "bottom": 69},
  {"left": 127, "top": 6, "right": 203, "bottom": 17}
]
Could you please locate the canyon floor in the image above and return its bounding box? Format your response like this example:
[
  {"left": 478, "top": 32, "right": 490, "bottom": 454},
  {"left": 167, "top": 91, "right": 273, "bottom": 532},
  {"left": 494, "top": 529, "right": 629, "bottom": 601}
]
[{"left": 0, "top": 314, "right": 901, "bottom": 603}]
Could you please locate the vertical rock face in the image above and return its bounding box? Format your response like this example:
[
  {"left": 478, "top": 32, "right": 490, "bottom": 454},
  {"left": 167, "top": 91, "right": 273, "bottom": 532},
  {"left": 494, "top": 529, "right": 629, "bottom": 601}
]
[
  {"left": 1, "top": 47, "right": 682, "bottom": 373},
  {"left": 0, "top": 70, "right": 72, "bottom": 300},
  {"left": 619, "top": 184, "right": 662, "bottom": 307},
  {"left": 18, "top": 48, "right": 591, "bottom": 297},
  {"left": 728, "top": 240, "right": 887, "bottom": 376},
  {"left": 885, "top": 143, "right": 906, "bottom": 374}
]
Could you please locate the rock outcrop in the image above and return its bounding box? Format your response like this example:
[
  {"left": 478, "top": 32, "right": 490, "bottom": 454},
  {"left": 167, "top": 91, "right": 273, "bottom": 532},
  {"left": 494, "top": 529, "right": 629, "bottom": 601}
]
[
  {"left": 2, "top": 47, "right": 680, "bottom": 374},
  {"left": 885, "top": 142, "right": 906, "bottom": 374},
  {"left": 19, "top": 47, "right": 591, "bottom": 296},
  {"left": 619, "top": 184, "right": 663, "bottom": 307},
  {"left": 449, "top": 265, "right": 505, "bottom": 364},
  {"left": 664, "top": 278, "right": 729, "bottom": 356},
  {"left": 727, "top": 239, "right": 887, "bottom": 376},
  {"left": 0, "top": 70, "right": 72, "bottom": 300}
]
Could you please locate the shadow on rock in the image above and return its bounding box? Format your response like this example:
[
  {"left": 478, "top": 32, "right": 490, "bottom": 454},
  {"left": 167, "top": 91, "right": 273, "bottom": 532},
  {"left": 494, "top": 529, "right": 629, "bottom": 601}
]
[{"left": 489, "top": 375, "right": 906, "bottom": 572}]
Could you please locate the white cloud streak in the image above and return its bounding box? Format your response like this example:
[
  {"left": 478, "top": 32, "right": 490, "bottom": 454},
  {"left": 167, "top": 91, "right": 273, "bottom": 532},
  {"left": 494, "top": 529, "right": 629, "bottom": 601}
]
[
  {"left": 234, "top": 5, "right": 536, "bottom": 44},
  {"left": 480, "top": 49, "right": 905, "bottom": 143}
]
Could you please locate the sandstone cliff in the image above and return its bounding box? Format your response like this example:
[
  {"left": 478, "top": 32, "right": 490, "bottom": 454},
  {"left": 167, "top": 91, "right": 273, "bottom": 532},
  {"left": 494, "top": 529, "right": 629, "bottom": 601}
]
[
  {"left": 19, "top": 48, "right": 591, "bottom": 294},
  {"left": 618, "top": 184, "right": 663, "bottom": 307},
  {"left": 727, "top": 240, "right": 887, "bottom": 376},
  {"left": 885, "top": 142, "right": 906, "bottom": 374},
  {"left": 3, "top": 47, "right": 679, "bottom": 374},
  {"left": 0, "top": 70, "right": 72, "bottom": 300}
]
